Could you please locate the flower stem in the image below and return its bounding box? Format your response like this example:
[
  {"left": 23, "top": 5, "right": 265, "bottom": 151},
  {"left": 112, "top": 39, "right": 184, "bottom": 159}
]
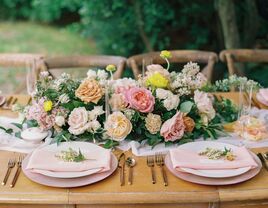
[
  {"left": 110, "top": 71, "right": 114, "bottom": 81},
  {"left": 165, "top": 58, "right": 170, "bottom": 71}
]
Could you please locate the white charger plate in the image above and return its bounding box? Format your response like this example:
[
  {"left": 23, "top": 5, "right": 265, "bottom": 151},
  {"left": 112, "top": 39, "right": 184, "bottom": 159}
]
[
  {"left": 176, "top": 141, "right": 253, "bottom": 178},
  {"left": 28, "top": 142, "right": 110, "bottom": 179}
]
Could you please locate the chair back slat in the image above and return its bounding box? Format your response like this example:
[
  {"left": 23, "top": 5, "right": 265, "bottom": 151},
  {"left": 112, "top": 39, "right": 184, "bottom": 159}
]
[{"left": 127, "top": 50, "right": 218, "bottom": 81}]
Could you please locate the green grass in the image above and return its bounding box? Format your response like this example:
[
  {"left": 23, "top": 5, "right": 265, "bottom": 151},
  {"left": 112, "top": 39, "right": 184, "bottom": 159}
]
[
  {"left": 0, "top": 21, "right": 97, "bottom": 55},
  {"left": 0, "top": 21, "right": 98, "bottom": 93}
]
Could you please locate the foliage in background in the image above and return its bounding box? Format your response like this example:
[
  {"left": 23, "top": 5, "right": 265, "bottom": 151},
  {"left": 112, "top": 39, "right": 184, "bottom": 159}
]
[{"left": 1, "top": 0, "right": 268, "bottom": 86}]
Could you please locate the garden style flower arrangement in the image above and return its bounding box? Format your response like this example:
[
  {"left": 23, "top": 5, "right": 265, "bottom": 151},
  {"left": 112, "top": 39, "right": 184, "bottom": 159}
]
[{"left": 20, "top": 51, "right": 239, "bottom": 148}]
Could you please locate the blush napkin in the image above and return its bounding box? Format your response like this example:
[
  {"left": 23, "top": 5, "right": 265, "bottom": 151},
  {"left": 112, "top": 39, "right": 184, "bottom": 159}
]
[
  {"left": 169, "top": 146, "right": 258, "bottom": 171},
  {"left": 26, "top": 146, "right": 111, "bottom": 173}
]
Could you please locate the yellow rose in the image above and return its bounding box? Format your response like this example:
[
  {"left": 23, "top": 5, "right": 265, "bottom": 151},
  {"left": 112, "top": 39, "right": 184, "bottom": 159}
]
[
  {"left": 160, "top": 50, "right": 172, "bottom": 59},
  {"left": 43, "top": 100, "right": 53, "bottom": 112},
  {"left": 75, "top": 79, "right": 103, "bottom": 104},
  {"left": 106, "top": 64, "right": 117, "bottom": 72},
  {"left": 146, "top": 72, "right": 169, "bottom": 88},
  {"left": 105, "top": 112, "right": 132, "bottom": 141}
]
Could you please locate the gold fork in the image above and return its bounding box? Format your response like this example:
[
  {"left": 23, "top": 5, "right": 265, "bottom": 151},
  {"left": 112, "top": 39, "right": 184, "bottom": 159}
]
[
  {"left": 10, "top": 156, "right": 23, "bottom": 188},
  {"left": 146, "top": 155, "right": 156, "bottom": 184},
  {"left": 2, "top": 158, "right": 16, "bottom": 185},
  {"left": 155, "top": 153, "right": 168, "bottom": 186}
]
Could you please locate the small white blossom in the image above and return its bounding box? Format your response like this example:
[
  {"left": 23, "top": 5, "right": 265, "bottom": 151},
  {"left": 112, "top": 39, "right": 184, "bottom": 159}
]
[
  {"left": 156, "top": 88, "right": 169, "bottom": 100},
  {"left": 88, "top": 106, "right": 105, "bottom": 121},
  {"left": 123, "top": 109, "right": 135, "bottom": 120},
  {"left": 87, "top": 70, "right": 97, "bottom": 79},
  {"left": 40, "top": 71, "right": 49, "bottom": 78},
  {"left": 182, "top": 62, "right": 200, "bottom": 76},
  {"left": 88, "top": 120, "right": 101, "bottom": 132},
  {"left": 55, "top": 116, "right": 65, "bottom": 127},
  {"left": 61, "top": 73, "right": 71, "bottom": 79},
  {"left": 97, "top": 70, "right": 108, "bottom": 80},
  {"left": 58, "top": 94, "right": 70, "bottom": 103}
]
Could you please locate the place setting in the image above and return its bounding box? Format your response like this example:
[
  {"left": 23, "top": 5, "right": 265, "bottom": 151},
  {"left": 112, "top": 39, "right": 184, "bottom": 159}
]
[
  {"left": 164, "top": 141, "right": 263, "bottom": 185},
  {"left": 19, "top": 141, "right": 118, "bottom": 188}
]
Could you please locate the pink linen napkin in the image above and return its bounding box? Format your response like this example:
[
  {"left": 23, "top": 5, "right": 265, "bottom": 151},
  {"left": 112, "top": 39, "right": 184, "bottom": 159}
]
[
  {"left": 257, "top": 89, "right": 268, "bottom": 106},
  {"left": 26, "top": 147, "right": 111, "bottom": 173},
  {"left": 169, "top": 146, "right": 258, "bottom": 171}
]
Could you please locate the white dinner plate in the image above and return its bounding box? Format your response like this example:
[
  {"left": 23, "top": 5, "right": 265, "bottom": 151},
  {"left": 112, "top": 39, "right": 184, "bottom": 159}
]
[
  {"left": 29, "top": 142, "right": 109, "bottom": 179},
  {"left": 176, "top": 141, "right": 253, "bottom": 178}
]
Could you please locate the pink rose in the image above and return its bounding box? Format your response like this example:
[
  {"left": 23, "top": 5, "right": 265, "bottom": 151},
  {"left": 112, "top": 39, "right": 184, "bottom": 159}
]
[
  {"left": 160, "top": 111, "right": 185, "bottom": 142},
  {"left": 68, "top": 107, "right": 90, "bottom": 135},
  {"left": 194, "top": 90, "right": 215, "bottom": 122},
  {"left": 124, "top": 87, "right": 155, "bottom": 113}
]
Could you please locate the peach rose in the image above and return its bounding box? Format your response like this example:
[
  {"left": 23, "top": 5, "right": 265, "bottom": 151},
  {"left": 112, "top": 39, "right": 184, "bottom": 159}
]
[
  {"left": 160, "top": 111, "right": 185, "bottom": 142},
  {"left": 75, "top": 78, "right": 103, "bottom": 104},
  {"left": 68, "top": 107, "right": 90, "bottom": 135},
  {"left": 105, "top": 112, "right": 132, "bottom": 141},
  {"left": 109, "top": 93, "right": 127, "bottom": 111},
  {"left": 145, "top": 113, "right": 162, "bottom": 134},
  {"left": 183, "top": 116, "right": 195, "bottom": 132},
  {"left": 124, "top": 87, "right": 155, "bottom": 113}
]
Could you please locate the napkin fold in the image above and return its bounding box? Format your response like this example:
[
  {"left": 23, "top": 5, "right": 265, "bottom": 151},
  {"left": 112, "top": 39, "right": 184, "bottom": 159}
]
[
  {"left": 26, "top": 146, "right": 111, "bottom": 173},
  {"left": 169, "top": 146, "right": 258, "bottom": 171}
]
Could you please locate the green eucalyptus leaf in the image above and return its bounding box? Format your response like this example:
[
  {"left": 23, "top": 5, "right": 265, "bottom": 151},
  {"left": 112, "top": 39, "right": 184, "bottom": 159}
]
[{"left": 180, "top": 101, "right": 194, "bottom": 114}]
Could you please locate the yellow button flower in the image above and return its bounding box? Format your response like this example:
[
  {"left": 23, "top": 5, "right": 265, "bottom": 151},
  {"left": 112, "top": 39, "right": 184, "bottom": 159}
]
[
  {"left": 146, "top": 72, "right": 169, "bottom": 88},
  {"left": 44, "top": 100, "right": 53, "bottom": 112},
  {"left": 105, "top": 64, "right": 117, "bottom": 72},
  {"left": 160, "top": 50, "right": 172, "bottom": 59}
]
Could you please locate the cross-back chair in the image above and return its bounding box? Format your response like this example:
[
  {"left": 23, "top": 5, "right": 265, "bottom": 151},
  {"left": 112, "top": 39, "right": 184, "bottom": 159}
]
[
  {"left": 127, "top": 50, "right": 218, "bottom": 81},
  {"left": 36, "top": 55, "right": 127, "bottom": 79},
  {"left": 219, "top": 49, "right": 268, "bottom": 76},
  {"left": 0, "top": 53, "right": 44, "bottom": 93}
]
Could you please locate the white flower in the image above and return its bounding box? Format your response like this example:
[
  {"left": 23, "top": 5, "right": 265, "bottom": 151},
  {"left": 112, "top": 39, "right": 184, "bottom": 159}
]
[
  {"left": 55, "top": 116, "right": 65, "bottom": 127},
  {"left": 123, "top": 109, "right": 135, "bottom": 120},
  {"left": 194, "top": 90, "right": 215, "bottom": 122},
  {"left": 40, "top": 71, "right": 49, "bottom": 78},
  {"left": 58, "top": 94, "right": 70, "bottom": 104},
  {"left": 182, "top": 62, "right": 200, "bottom": 76},
  {"left": 88, "top": 106, "right": 105, "bottom": 121},
  {"left": 163, "top": 95, "right": 180, "bottom": 111},
  {"left": 88, "top": 120, "right": 101, "bottom": 133},
  {"left": 86, "top": 70, "right": 97, "bottom": 79},
  {"left": 156, "top": 88, "right": 169, "bottom": 100},
  {"left": 61, "top": 73, "right": 71, "bottom": 79},
  {"left": 97, "top": 70, "right": 108, "bottom": 80},
  {"left": 113, "top": 78, "right": 138, "bottom": 93}
]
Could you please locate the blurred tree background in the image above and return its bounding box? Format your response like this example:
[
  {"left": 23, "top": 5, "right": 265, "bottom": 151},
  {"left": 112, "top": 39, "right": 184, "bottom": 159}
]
[{"left": 0, "top": 0, "right": 268, "bottom": 88}]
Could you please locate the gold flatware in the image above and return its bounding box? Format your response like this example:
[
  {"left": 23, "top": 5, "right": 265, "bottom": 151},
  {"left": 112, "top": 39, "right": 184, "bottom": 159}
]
[
  {"left": 10, "top": 156, "right": 23, "bottom": 188},
  {"left": 155, "top": 153, "right": 168, "bottom": 186},
  {"left": 257, "top": 153, "right": 268, "bottom": 171},
  {"left": 11, "top": 98, "right": 18, "bottom": 105},
  {"left": 2, "top": 158, "right": 16, "bottom": 185},
  {"left": 118, "top": 153, "right": 125, "bottom": 186},
  {"left": 146, "top": 155, "right": 156, "bottom": 184},
  {"left": 27, "top": 97, "right": 32, "bottom": 105},
  {"left": 126, "top": 157, "right": 136, "bottom": 185},
  {"left": 3, "top": 96, "right": 12, "bottom": 109}
]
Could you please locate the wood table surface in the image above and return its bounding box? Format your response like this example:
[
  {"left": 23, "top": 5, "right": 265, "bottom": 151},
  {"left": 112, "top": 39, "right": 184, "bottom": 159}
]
[{"left": 0, "top": 94, "right": 267, "bottom": 208}]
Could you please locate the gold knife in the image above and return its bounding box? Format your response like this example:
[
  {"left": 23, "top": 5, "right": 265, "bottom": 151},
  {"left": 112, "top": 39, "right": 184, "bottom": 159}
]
[
  {"left": 257, "top": 153, "right": 268, "bottom": 171},
  {"left": 118, "top": 153, "right": 125, "bottom": 186}
]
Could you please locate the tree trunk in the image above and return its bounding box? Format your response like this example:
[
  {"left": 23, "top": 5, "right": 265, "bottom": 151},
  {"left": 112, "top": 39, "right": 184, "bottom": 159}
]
[
  {"left": 216, "top": 0, "right": 241, "bottom": 49},
  {"left": 243, "top": 0, "right": 258, "bottom": 47}
]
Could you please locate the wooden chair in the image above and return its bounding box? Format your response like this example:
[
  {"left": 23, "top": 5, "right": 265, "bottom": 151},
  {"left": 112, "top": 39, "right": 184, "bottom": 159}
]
[
  {"left": 219, "top": 49, "right": 268, "bottom": 76},
  {"left": 36, "top": 55, "right": 127, "bottom": 79},
  {"left": 127, "top": 50, "right": 218, "bottom": 81},
  {"left": 0, "top": 53, "right": 44, "bottom": 93}
]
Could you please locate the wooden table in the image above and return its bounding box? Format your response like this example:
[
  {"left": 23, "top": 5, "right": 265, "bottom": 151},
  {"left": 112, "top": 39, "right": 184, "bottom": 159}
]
[{"left": 0, "top": 94, "right": 268, "bottom": 208}]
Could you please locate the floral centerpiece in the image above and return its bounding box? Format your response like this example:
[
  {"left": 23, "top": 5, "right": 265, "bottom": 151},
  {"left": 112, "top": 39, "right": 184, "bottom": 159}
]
[{"left": 13, "top": 51, "right": 240, "bottom": 148}]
